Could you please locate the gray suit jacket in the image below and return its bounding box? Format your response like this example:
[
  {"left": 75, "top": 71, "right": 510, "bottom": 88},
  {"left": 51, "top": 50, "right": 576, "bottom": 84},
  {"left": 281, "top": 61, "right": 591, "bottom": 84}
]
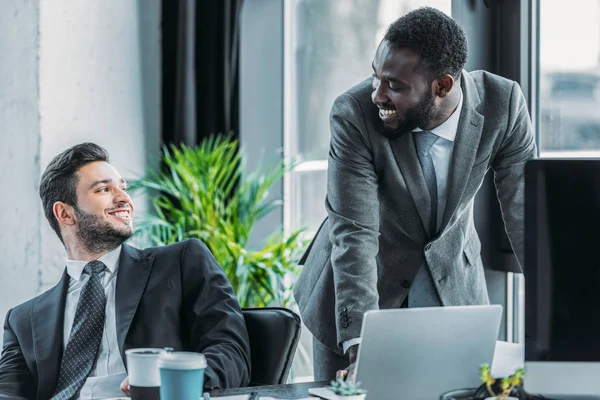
[{"left": 293, "top": 70, "right": 537, "bottom": 353}]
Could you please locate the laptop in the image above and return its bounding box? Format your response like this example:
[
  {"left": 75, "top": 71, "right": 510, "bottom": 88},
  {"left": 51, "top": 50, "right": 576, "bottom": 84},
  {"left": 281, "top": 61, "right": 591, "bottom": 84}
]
[{"left": 354, "top": 305, "right": 503, "bottom": 400}]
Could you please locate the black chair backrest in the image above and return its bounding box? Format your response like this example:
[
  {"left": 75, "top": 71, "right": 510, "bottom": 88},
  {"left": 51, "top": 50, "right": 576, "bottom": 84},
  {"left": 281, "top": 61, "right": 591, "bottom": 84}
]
[{"left": 242, "top": 307, "right": 301, "bottom": 386}]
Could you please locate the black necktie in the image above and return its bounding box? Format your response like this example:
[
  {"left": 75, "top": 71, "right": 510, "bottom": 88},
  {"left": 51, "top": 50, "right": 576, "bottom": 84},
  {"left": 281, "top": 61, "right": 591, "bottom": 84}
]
[{"left": 51, "top": 260, "right": 107, "bottom": 400}]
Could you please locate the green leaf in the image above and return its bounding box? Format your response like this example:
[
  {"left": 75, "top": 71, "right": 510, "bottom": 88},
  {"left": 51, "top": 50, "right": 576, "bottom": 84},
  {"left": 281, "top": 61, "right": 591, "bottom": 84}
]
[{"left": 130, "top": 134, "right": 309, "bottom": 308}]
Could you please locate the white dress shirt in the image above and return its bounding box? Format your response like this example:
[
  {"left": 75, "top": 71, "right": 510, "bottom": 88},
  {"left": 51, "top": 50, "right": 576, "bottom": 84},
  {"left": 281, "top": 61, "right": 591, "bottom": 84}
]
[
  {"left": 342, "top": 90, "right": 464, "bottom": 354},
  {"left": 64, "top": 246, "right": 127, "bottom": 399}
]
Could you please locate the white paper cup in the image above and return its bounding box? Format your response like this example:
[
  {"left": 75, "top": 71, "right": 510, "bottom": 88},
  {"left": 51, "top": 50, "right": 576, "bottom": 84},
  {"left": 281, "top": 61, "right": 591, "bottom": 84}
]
[{"left": 125, "top": 348, "right": 167, "bottom": 400}]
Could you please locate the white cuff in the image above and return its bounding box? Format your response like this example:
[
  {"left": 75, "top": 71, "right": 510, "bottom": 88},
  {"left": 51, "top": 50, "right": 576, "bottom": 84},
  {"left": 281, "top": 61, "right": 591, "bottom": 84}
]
[{"left": 342, "top": 337, "right": 362, "bottom": 354}]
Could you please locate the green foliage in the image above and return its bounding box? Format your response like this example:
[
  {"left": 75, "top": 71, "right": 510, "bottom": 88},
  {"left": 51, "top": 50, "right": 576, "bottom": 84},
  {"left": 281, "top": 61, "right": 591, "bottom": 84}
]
[
  {"left": 328, "top": 376, "right": 367, "bottom": 396},
  {"left": 130, "top": 135, "right": 308, "bottom": 308},
  {"left": 480, "top": 364, "right": 524, "bottom": 400},
  {"left": 480, "top": 364, "right": 494, "bottom": 386}
]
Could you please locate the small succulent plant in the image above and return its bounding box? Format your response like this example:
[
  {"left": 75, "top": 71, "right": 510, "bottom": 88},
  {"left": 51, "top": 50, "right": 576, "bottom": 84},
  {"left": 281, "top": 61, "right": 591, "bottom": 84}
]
[
  {"left": 480, "top": 364, "right": 525, "bottom": 400},
  {"left": 328, "top": 376, "right": 367, "bottom": 396}
]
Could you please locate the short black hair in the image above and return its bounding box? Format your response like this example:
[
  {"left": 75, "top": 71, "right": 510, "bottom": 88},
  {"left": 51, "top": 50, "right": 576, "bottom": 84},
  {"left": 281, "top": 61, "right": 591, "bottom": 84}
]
[
  {"left": 39, "top": 142, "right": 109, "bottom": 242},
  {"left": 384, "top": 7, "right": 468, "bottom": 80}
]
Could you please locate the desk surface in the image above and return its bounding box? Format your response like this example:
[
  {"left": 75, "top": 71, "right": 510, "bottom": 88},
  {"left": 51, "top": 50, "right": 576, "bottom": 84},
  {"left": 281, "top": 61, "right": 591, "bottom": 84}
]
[{"left": 210, "top": 381, "right": 327, "bottom": 398}]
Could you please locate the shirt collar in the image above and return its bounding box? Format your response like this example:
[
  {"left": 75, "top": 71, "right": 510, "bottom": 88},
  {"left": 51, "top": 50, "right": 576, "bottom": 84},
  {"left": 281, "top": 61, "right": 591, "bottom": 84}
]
[
  {"left": 66, "top": 245, "right": 122, "bottom": 281},
  {"left": 413, "top": 88, "right": 463, "bottom": 142}
]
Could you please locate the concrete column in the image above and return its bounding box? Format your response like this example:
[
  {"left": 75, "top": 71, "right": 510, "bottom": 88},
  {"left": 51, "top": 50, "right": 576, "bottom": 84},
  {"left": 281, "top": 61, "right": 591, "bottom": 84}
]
[
  {"left": 0, "top": 0, "right": 42, "bottom": 336},
  {"left": 38, "top": 0, "right": 161, "bottom": 289},
  {"left": 0, "top": 0, "right": 160, "bottom": 349}
]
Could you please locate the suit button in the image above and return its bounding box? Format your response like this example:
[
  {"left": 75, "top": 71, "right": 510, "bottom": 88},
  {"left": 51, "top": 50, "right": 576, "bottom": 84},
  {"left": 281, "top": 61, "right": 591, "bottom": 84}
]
[
  {"left": 341, "top": 322, "right": 349, "bottom": 328},
  {"left": 425, "top": 243, "right": 432, "bottom": 251},
  {"left": 401, "top": 280, "right": 411, "bottom": 289}
]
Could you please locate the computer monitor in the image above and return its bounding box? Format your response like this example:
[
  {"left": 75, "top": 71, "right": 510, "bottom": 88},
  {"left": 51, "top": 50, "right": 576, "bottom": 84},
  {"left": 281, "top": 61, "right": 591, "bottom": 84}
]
[{"left": 525, "top": 159, "right": 600, "bottom": 398}]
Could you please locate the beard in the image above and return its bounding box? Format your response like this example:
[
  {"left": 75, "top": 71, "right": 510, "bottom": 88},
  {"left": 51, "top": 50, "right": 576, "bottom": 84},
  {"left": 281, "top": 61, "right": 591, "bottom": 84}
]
[
  {"left": 74, "top": 206, "right": 133, "bottom": 254},
  {"left": 381, "top": 88, "right": 437, "bottom": 139}
]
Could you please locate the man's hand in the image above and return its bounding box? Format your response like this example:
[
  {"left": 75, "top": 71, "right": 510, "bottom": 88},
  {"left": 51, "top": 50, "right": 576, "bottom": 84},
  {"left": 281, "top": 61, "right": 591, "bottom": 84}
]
[
  {"left": 120, "top": 376, "right": 130, "bottom": 397},
  {"left": 336, "top": 344, "right": 359, "bottom": 383}
]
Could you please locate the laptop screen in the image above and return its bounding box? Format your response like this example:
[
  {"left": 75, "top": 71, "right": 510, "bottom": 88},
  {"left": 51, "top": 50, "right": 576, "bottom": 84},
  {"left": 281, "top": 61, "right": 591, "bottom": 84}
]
[{"left": 525, "top": 159, "right": 600, "bottom": 362}]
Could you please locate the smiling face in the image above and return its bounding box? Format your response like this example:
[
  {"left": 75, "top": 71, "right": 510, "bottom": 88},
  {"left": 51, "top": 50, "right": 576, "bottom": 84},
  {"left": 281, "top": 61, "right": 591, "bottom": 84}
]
[
  {"left": 371, "top": 40, "right": 438, "bottom": 137},
  {"left": 71, "top": 161, "right": 134, "bottom": 253}
]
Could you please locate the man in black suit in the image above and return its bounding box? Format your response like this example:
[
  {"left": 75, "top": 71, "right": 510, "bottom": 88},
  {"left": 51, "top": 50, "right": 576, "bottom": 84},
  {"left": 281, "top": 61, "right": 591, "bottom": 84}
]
[{"left": 0, "top": 143, "right": 251, "bottom": 399}]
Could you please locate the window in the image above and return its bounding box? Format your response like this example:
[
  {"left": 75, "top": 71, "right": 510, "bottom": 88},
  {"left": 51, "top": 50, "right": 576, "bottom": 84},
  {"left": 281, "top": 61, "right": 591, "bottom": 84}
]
[
  {"left": 284, "top": 0, "right": 452, "bottom": 235},
  {"left": 539, "top": 0, "right": 600, "bottom": 157}
]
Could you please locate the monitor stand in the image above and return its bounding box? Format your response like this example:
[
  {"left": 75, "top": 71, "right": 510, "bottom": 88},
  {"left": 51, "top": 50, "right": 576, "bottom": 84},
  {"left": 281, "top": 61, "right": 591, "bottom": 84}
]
[{"left": 525, "top": 362, "right": 600, "bottom": 399}]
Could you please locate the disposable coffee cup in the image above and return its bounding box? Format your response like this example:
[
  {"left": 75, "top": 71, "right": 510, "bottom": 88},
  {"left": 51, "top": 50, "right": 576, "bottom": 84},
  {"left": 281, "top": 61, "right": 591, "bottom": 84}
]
[
  {"left": 158, "top": 351, "right": 207, "bottom": 400},
  {"left": 125, "top": 348, "right": 166, "bottom": 400}
]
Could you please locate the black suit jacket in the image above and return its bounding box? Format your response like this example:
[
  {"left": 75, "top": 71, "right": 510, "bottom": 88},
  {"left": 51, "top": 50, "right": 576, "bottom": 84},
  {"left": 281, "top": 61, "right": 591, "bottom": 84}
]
[{"left": 0, "top": 239, "right": 251, "bottom": 400}]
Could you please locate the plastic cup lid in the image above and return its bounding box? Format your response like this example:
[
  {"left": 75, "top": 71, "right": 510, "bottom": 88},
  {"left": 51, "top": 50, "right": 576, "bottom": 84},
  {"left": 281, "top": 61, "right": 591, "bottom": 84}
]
[
  {"left": 125, "top": 348, "right": 166, "bottom": 357},
  {"left": 158, "top": 351, "right": 207, "bottom": 370},
  {"left": 125, "top": 348, "right": 167, "bottom": 387}
]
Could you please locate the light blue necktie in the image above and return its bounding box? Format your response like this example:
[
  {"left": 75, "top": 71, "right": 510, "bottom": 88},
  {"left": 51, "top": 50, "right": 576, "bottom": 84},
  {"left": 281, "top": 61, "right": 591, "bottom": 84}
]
[
  {"left": 409, "top": 131, "right": 442, "bottom": 307},
  {"left": 51, "top": 260, "right": 106, "bottom": 400}
]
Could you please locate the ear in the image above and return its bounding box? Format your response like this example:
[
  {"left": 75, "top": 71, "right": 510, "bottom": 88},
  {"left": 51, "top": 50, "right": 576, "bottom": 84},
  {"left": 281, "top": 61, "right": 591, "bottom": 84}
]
[
  {"left": 53, "top": 202, "right": 76, "bottom": 227},
  {"left": 434, "top": 74, "right": 455, "bottom": 98}
]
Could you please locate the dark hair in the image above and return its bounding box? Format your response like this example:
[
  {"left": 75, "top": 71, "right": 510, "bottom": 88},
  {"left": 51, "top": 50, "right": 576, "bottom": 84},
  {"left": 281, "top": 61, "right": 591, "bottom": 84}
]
[
  {"left": 384, "top": 7, "right": 468, "bottom": 80},
  {"left": 39, "top": 142, "right": 109, "bottom": 242}
]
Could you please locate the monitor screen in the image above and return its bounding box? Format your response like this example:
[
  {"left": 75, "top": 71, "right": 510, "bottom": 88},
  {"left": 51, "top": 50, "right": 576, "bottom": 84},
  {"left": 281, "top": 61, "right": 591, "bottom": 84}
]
[{"left": 525, "top": 159, "right": 600, "bottom": 362}]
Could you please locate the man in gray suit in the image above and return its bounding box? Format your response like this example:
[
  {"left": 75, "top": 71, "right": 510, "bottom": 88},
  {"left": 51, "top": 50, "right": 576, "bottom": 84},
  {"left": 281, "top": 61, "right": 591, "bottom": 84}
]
[{"left": 293, "top": 7, "right": 536, "bottom": 380}]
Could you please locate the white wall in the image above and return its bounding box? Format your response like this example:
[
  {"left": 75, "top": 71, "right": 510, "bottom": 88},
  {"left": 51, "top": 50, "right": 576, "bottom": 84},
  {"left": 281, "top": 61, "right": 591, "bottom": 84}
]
[
  {"left": 0, "top": 0, "right": 161, "bottom": 346},
  {"left": 0, "top": 0, "right": 42, "bottom": 330},
  {"left": 38, "top": 0, "right": 161, "bottom": 289}
]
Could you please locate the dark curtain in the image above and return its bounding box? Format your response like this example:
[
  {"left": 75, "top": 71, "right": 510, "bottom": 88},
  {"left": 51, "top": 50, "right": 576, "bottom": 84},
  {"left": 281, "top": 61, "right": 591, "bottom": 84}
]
[{"left": 162, "top": 0, "right": 244, "bottom": 146}]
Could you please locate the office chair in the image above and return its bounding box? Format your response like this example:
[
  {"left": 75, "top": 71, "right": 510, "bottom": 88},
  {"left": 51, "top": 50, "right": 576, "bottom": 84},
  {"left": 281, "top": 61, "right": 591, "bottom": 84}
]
[{"left": 242, "top": 307, "right": 302, "bottom": 386}]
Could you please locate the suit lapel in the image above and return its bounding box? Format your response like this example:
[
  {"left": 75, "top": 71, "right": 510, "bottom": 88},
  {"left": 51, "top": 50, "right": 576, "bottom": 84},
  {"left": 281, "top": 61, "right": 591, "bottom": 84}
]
[
  {"left": 115, "top": 244, "right": 154, "bottom": 361},
  {"left": 32, "top": 270, "right": 69, "bottom": 399},
  {"left": 389, "top": 131, "right": 431, "bottom": 238},
  {"left": 440, "top": 72, "right": 485, "bottom": 230}
]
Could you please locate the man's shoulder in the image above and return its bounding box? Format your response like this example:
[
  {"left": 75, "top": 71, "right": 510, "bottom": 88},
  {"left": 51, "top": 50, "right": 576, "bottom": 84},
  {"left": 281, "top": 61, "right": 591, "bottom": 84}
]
[
  {"left": 7, "top": 299, "right": 35, "bottom": 322},
  {"left": 466, "top": 70, "right": 516, "bottom": 95},
  {"left": 335, "top": 78, "right": 373, "bottom": 107},
  {"left": 344, "top": 77, "right": 373, "bottom": 97},
  {"left": 331, "top": 78, "right": 378, "bottom": 127},
  {"left": 5, "top": 285, "right": 58, "bottom": 324},
  {"left": 464, "top": 70, "right": 521, "bottom": 117},
  {"left": 138, "top": 238, "right": 208, "bottom": 257}
]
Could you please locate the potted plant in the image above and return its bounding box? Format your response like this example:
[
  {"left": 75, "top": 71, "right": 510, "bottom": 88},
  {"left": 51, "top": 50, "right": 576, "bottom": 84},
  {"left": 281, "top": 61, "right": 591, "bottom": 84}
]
[
  {"left": 480, "top": 364, "right": 524, "bottom": 400},
  {"left": 131, "top": 135, "right": 308, "bottom": 307},
  {"left": 327, "top": 376, "right": 367, "bottom": 399}
]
